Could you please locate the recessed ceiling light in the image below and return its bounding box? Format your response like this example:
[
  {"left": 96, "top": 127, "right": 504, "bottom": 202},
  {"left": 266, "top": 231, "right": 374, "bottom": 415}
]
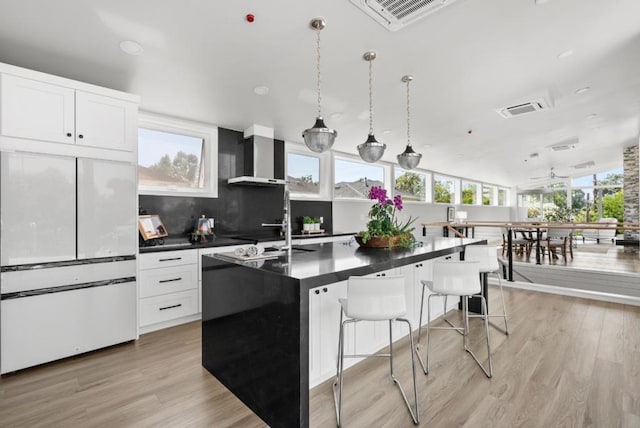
[
  {"left": 330, "top": 112, "right": 344, "bottom": 121},
  {"left": 119, "top": 40, "right": 144, "bottom": 56},
  {"left": 586, "top": 113, "right": 598, "bottom": 119},
  {"left": 382, "top": 129, "right": 392, "bottom": 134},
  {"left": 557, "top": 49, "right": 574, "bottom": 59},
  {"left": 253, "top": 86, "right": 269, "bottom": 95},
  {"left": 575, "top": 86, "right": 591, "bottom": 95},
  {"left": 535, "top": 0, "right": 552, "bottom": 4}
]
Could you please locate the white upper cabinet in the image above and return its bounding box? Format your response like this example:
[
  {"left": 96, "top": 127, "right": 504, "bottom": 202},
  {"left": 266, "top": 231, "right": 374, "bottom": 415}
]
[
  {"left": 0, "top": 74, "right": 75, "bottom": 144},
  {"left": 76, "top": 158, "right": 137, "bottom": 259},
  {"left": 0, "top": 73, "right": 137, "bottom": 152},
  {"left": 75, "top": 91, "right": 136, "bottom": 151}
]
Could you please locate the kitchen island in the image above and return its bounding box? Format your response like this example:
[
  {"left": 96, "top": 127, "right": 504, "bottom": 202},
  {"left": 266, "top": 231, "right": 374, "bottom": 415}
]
[{"left": 201, "top": 237, "right": 485, "bottom": 428}]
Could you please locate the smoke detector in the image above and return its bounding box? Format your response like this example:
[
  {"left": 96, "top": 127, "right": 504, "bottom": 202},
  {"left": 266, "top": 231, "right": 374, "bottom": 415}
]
[
  {"left": 496, "top": 98, "right": 551, "bottom": 118},
  {"left": 349, "top": 0, "right": 460, "bottom": 32}
]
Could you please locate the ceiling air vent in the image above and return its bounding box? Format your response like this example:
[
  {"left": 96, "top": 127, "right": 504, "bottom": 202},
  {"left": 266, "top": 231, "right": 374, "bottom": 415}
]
[
  {"left": 349, "top": 0, "right": 460, "bottom": 32},
  {"left": 547, "top": 138, "right": 578, "bottom": 152},
  {"left": 496, "top": 98, "right": 551, "bottom": 118},
  {"left": 573, "top": 161, "right": 595, "bottom": 169}
]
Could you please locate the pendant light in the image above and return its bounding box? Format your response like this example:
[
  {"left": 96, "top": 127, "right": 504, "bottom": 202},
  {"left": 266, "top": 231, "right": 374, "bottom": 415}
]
[
  {"left": 302, "top": 18, "right": 337, "bottom": 153},
  {"left": 357, "top": 51, "right": 386, "bottom": 163},
  {"left": 397, "top": 75, "right": 422, "bottom": 170}
]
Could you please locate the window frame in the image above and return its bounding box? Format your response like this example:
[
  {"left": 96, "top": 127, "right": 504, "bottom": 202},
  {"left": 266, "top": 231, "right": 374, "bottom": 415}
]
[
  {"left": 332, "top": 152, "right": 391, "bottom": 200},
  {"left": 461, "top": 180, "right": 480, "bottom": 205},
  {"left": 433, "top": 174, "right": 456, "bottom": 204},
  {"left": 393, "top": 166, "right": 429, "bottom": 203},
  {"left": 285, "top": 142, "right": 331, "bottom": 200},
  {"left": 137, "top": 112, "right": 218, "bottom": 198}
]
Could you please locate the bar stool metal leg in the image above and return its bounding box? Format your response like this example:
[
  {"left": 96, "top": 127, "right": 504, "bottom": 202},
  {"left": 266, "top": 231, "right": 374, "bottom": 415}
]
[
  {"left": 469, "top": 270, "right": 509, "bottom": 335},
  {"left": 443, "top": 295, "right": 464, "bottom": 335},
  {"left": 333, "top": 317, "right": 419, "bottom": 426},
  {"left": 462, "top": 296, "right": 493, "bottom": 378}
]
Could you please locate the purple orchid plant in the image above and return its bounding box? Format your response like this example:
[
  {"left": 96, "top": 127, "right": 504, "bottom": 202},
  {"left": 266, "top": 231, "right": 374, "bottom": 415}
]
[{"left": 357, "top": 186, "right": 416, "bottom": 247}]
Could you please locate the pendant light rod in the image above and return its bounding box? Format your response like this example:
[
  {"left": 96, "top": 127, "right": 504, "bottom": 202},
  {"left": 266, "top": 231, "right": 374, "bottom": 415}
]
[
  {"left": 402, "top": 75, "right": 413, "bottom": 146},
  {"left": 311, "top": 18, "right": 325, "bottom": 117},
  {"left": 364, "top": 51, "right": 377, "bottom": 135}
]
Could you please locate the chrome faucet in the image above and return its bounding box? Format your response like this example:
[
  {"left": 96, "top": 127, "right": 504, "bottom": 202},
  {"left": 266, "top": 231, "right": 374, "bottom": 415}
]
[{"left": 261, "top": 185, "right": 292, "bottom": 252}]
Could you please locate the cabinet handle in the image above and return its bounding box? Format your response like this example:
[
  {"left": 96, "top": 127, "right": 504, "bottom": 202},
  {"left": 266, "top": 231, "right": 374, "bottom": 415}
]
[
  {"left": 159, "top": 277, "right": 182, "bottom": 283},
  {"left": 314, "top": 290, "right": 320, "bottom": 295},
  {"left": 78, "top": 134, "right": 84, "bottom": 139},
  {"left": 159, "top": 257, "right": 182, "bottom": 262},
  {"left": 66, "top": 132, "right": 72, "bottom": 137},
  {"left": 381, "top": 273, "right": 386, "bottom": 277},
  {"left": 159, "top": 304, "right": 182, "bottom": 311},
  {"left": 322, "top": 288, "right": 328, "bottom": 293}
]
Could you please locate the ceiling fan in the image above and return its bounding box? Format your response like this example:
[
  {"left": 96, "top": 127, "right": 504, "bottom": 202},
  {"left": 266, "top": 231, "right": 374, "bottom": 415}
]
[{"left": 530, "top": 167, "right": 570, "bottom": 180}]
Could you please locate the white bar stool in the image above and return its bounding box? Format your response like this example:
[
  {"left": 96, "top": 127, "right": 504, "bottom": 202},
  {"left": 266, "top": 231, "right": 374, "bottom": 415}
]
[
  {"left": 464, "top": 244, "right": 509, "bottom": 335},
  {"left": 415, "top": 260, "right": 493, "bottom": 378},
  {"left": 332, "top": 275, "right": 419, "bottom": 427}
]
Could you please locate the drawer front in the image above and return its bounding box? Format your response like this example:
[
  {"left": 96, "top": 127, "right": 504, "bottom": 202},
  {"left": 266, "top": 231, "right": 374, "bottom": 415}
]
[
  {"left": 139, "top": 289, "right": 198, "bottom": 327},
  {"left": 139, "top": 249, "right": 197, "bottom": 270},
  {"left": 139, "top": 265, "right": 197, "bottom": 298}
]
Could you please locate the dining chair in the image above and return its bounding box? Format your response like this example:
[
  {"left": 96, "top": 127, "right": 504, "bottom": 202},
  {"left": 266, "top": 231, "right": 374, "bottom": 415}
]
[{"left": 540, "top": 228, "right": 573, "bottom": 261}]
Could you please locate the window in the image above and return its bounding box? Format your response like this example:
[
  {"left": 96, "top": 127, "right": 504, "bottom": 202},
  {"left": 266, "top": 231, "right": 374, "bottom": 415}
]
[
  {"left": 394, "top": 168, "right": 426, "bottom": 202},
  {"left": 138, "top": 113, "right": 217, "bottom": 197},
  {"left": 483, "top": 185, "right": 495, "bottom": 205},
  {"left": 571, "top": 167, "right": 623, "bottom": 222},
  {"left": 334, "top": 158, "right": 385, "bottom": 199},
  {"left": 461, "top": 181, "right": 478, "bottom": 205},
  {"left": 287, "top": 152, "right": 319, "bottom": 194},
  {"left": 433, "top": 175, "right": 454, "bottom": 203},
  {"left": 498, "top": 188, "right": 508, "bottom": 206}
]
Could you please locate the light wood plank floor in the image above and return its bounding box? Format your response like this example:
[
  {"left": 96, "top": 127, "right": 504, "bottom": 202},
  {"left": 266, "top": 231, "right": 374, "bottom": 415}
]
[{"left": 1, "top": 287, "right": 639, "bottom": 427}]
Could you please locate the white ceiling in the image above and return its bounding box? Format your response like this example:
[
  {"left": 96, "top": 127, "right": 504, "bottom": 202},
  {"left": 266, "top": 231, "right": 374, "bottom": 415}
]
[{"left": 1, "top": 0, "right": 639, "bottom": 187}]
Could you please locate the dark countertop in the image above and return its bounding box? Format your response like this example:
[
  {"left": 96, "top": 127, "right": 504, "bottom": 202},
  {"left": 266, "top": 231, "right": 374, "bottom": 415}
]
[
  {"left": 206, "top": 236, "right": 485, "bottom": 289},
  {"left": 139, "top": 232, "right": 355, "bottom": 254}
]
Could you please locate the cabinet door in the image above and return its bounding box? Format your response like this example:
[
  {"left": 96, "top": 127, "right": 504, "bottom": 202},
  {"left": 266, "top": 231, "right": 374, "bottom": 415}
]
[
  {"left": 309, "top": 281, "right": 351, "bottom": 387},
  {"left": 75, "top": 91, "right": 137, "bottom": 151},
  {"left": 0, "top": 152, "right": 76, "bottom": 265},
  {"left": 0, "top": 74, "right": 75, "bottom": 144},
  {"left": 77, "top": 158, "right": 136, "bottom": 258}
]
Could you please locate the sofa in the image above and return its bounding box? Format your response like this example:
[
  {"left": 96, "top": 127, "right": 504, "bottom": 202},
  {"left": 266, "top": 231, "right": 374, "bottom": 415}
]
[{"left": 581, "top": 217, "right": 618, "bottom": 243}]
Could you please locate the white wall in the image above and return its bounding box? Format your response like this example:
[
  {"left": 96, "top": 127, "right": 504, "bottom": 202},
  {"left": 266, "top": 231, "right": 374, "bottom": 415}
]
[{"left": 333, "top": 200, "right": 512, "bottom": 244}]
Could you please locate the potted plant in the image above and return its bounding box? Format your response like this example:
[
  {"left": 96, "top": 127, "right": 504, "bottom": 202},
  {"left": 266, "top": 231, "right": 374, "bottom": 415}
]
[
  {"left": 356, "top": 186, "right": 416, "bottom": 248},
  {"left": 313, "top": 217, "right": 322, "bottom": 231},
  {"left": 302, "top": 216, "right": 314, "bottom": 232}
]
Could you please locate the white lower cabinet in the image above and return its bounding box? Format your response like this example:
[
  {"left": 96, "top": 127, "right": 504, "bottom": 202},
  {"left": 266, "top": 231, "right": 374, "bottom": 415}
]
[
  {"left": 309, "top": 281, "right": 349, "bottom": 388},
  {"left": 1, "top": 280, "right": 136, "bottom": 374},
  {"left": 138, "top": 249, "right": 198, "bottom": 333}
]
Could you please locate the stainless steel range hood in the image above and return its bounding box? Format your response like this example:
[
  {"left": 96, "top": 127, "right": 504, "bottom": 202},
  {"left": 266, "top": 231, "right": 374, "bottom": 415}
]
[{"left": 228, "top": 124, "right": 286, "bottom": 186}]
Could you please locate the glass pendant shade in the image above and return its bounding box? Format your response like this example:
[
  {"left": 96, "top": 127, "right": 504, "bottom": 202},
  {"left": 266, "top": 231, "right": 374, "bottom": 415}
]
[
  {"left": 358, "top": 133, "right": 386, "bottom": 163},
  {"left": 397, "top": 144, "right": 422, "bottom": 169},
  {"left": 302, "top": 116, "right": 337, "bottom": 153}
]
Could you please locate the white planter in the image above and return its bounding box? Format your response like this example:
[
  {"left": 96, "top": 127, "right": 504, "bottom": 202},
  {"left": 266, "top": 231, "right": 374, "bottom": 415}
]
[
  {"left": 313, "top": 223, "right": 320, "bottom": 231},
  {"left": 303, "top": 224, "right": 312, "bottom": 232}
]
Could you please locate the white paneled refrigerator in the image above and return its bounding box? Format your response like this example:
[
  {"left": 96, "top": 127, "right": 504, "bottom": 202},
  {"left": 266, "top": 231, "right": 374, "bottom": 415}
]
[{"left": 0, "top": 151, "right": 137, "bottom": 373}]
